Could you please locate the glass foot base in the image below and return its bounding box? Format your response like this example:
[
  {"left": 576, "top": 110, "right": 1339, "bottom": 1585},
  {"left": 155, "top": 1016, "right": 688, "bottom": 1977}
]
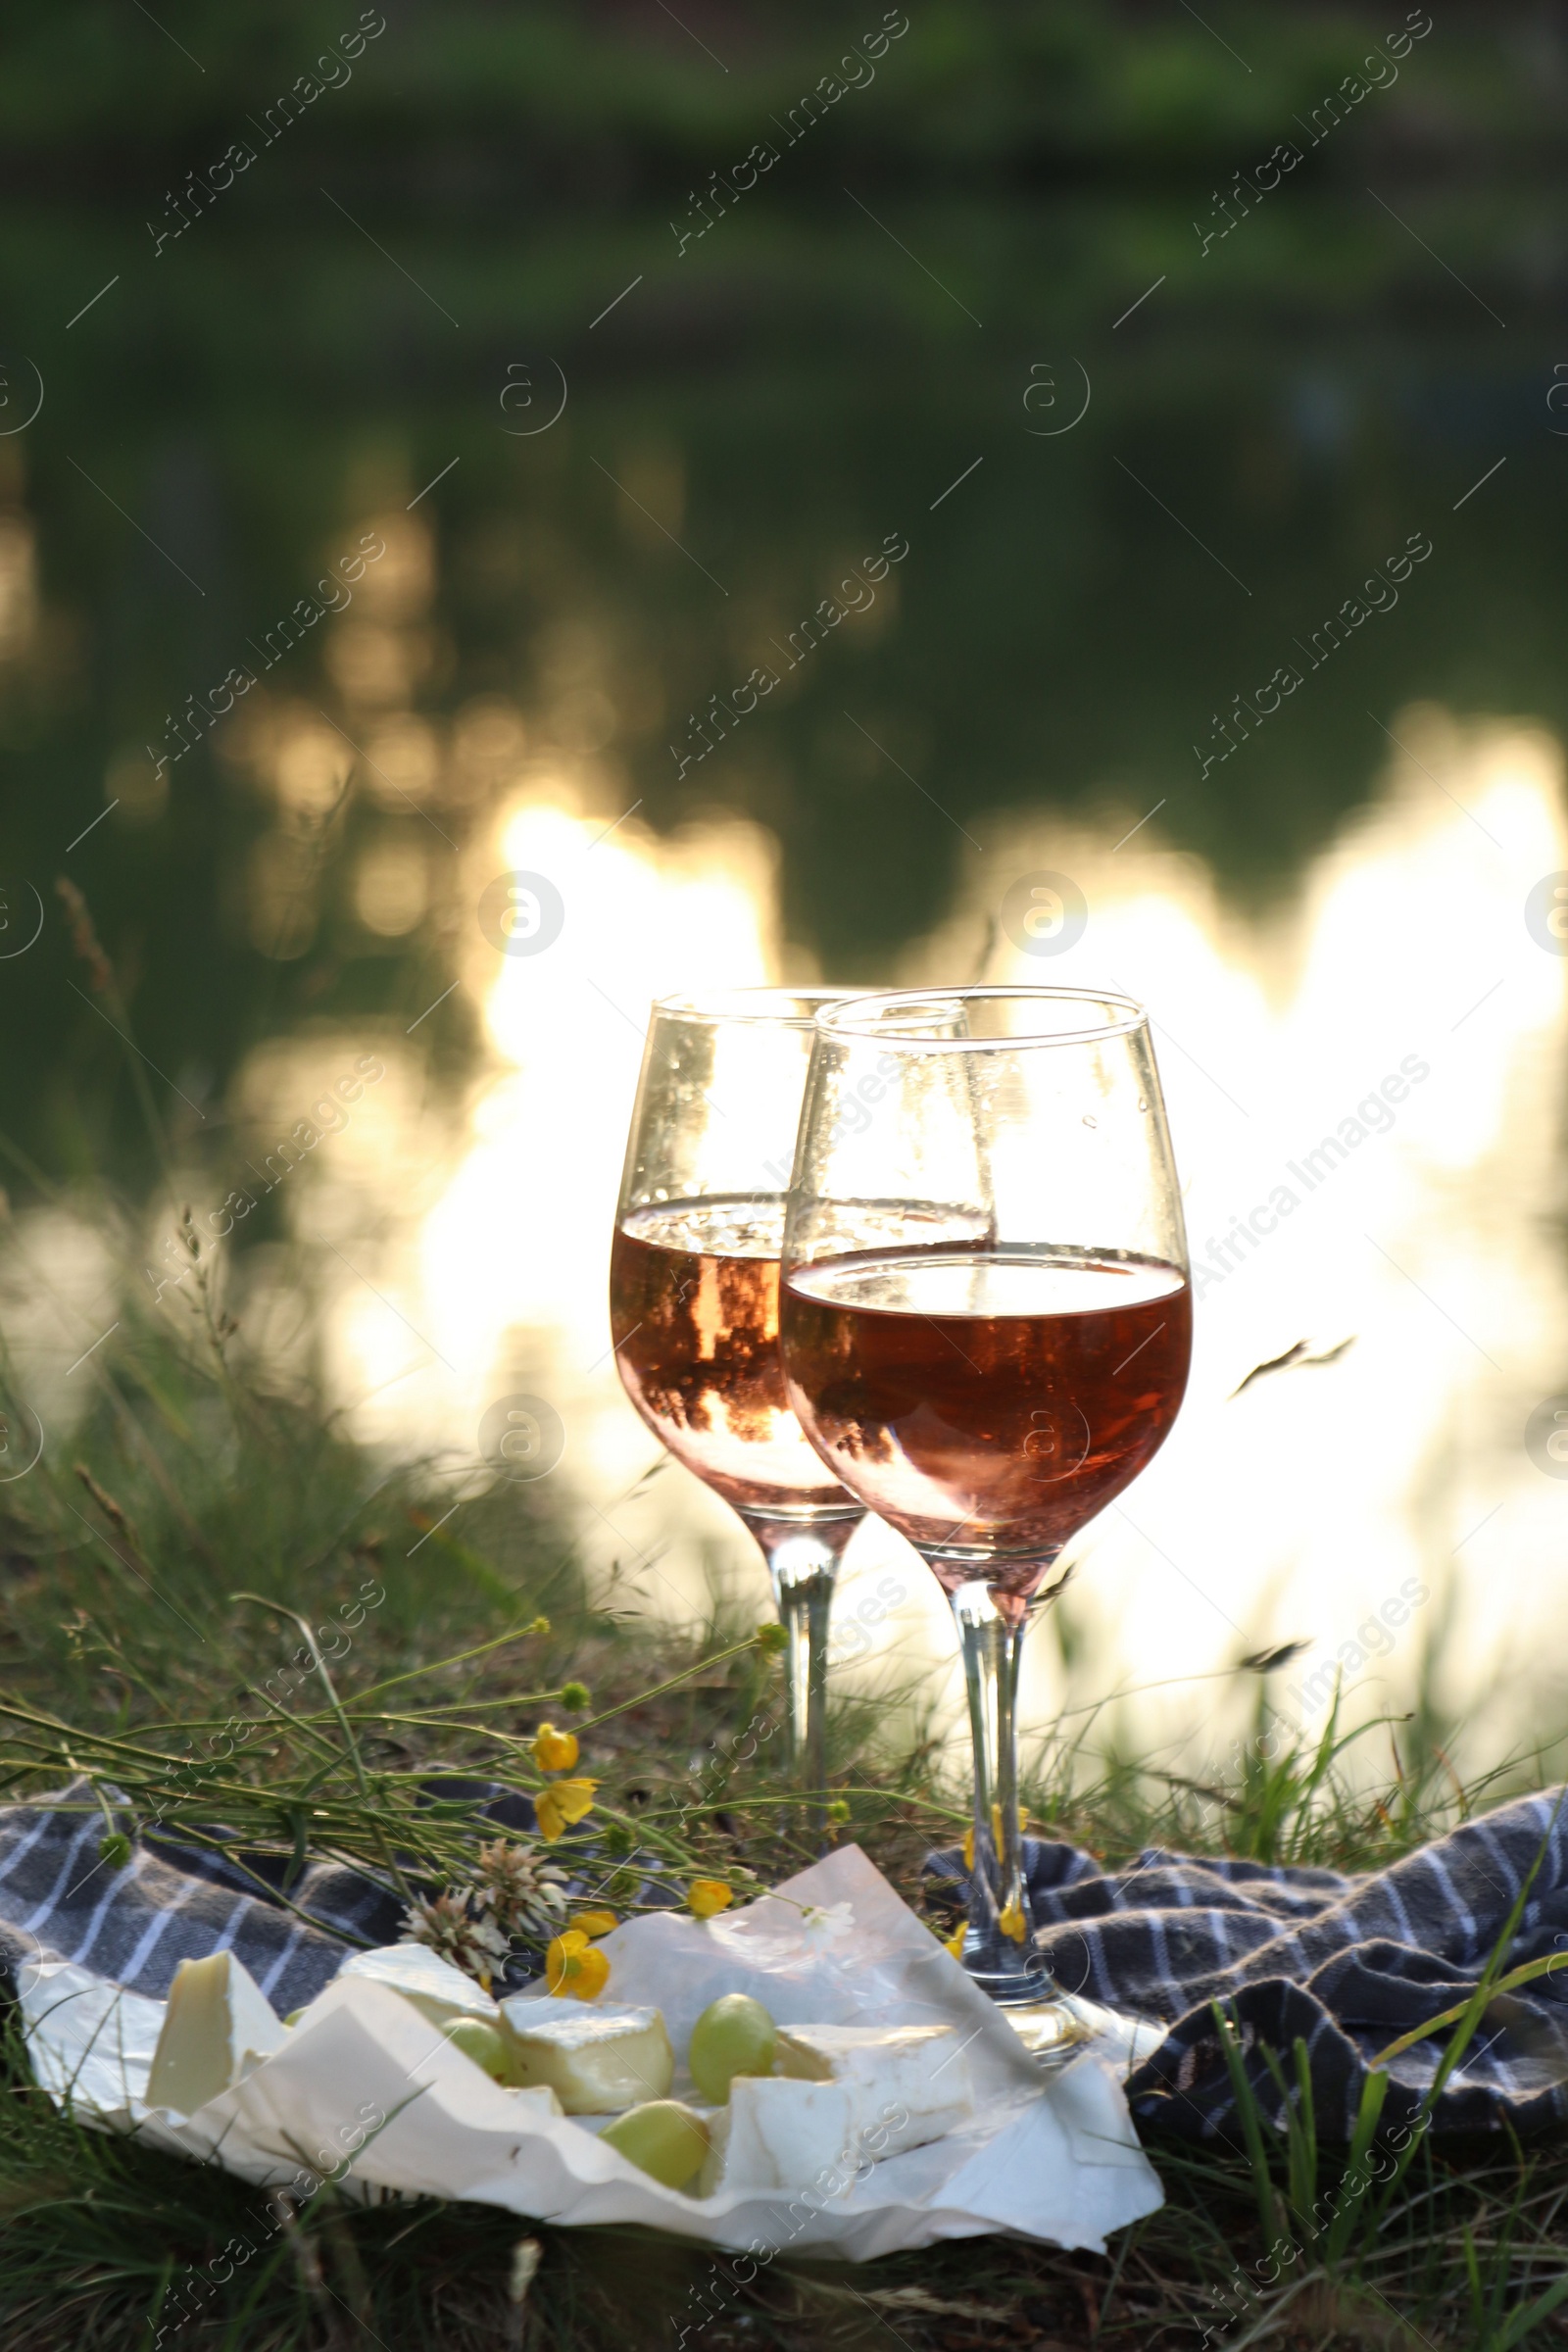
[
  {"left": 957, "top": 1937, "right": 1105, "bottom": 2071},
  {"left": 986, "top": 1984, "right": 1169, "bottom": 2077},
  {"left": 996, "top": 1991, "right": 1099, "bottom": 2071}
]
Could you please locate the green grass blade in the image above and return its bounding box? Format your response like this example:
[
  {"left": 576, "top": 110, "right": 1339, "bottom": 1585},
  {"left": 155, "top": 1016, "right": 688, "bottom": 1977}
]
[
  {"left": 1483, "top": 2266, "right": 1568, "bottom": 2351},
  {"left": 1322, "top": 2064, "right": 1388, "bottom": 2268},
  {"left": 1209, "top": 1999, "right": 1282, "bottom": 2244}
]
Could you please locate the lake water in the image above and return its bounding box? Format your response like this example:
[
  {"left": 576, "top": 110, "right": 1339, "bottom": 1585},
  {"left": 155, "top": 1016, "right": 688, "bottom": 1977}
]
[{"left": 2, "top": 190, "right": 1564, "bottom": 1781}]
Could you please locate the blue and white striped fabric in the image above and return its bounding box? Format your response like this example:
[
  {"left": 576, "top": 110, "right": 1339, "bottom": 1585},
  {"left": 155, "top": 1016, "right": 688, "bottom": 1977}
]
[
  {"left": 933, "top": 1787, "right": 1568, "bottom": 2138},
  {"left": 0, "top": 1777, "right": 545, "bottom": 2019},
  {"left": 11, "top": 1778, "right": 1566, "bottom": 2142}
]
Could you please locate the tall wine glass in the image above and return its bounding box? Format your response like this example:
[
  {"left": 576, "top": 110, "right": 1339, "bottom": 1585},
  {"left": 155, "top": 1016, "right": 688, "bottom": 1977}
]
[
  {"left": 778, "top": 986, "right": 1191, "bottom": 2002},
  {"left": 610, "top": 990, "right": 867, "bottom": 1828}
]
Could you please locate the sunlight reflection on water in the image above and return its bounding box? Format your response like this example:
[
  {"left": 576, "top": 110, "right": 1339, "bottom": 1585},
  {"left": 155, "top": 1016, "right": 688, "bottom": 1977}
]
[
  {"left": 190, "top": 713, "right": 1568, "bottom": 1774},
  {"left": 950, "top": 711, "right": 1568, "bottom": 1777}
]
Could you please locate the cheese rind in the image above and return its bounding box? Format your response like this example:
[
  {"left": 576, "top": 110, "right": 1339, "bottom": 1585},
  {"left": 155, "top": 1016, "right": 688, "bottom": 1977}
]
[
  {"left": 498, "top": 1994, "right": 673, "bottom": 2113},
  {"left": 146, "top": 1951, "right": 287, "bottom": 2117},
  {"left": 697, "top": 2076, "right": 855, "bottom": 2197},
  {"left": 773, "top": 2023, "right": 973, "bottom": 2157},
  {"left": 338, "top": 1945, "right": 499, "bottom": 2027}
]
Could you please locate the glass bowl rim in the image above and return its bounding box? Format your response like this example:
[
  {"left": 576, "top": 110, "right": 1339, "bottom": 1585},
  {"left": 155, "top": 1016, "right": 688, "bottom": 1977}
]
[
  {"left": 652, "top": 985, "right": 874, "bottom": 1031},
  {"left": 813, "top": 983, "right": 1149, "bottom": 1050}
]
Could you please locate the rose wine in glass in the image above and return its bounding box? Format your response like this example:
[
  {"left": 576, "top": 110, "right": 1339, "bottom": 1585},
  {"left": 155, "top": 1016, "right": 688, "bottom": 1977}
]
[
  {"left": 778, "top": 987, "right": 1192, "bottom": 2008},
  {"left": 610, "top": 992, "right": 868, "bottom": 1829},
  {"left": 611, "top": 1200, "right": 856, "bottom": 1516}
]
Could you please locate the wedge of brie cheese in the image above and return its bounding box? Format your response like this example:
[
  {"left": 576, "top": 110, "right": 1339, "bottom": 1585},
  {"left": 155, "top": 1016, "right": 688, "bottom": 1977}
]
[
  {"left": 498, "top": 1995, "right": 673, "bottom": 2114},
  {"left": 698, "top": 2076, "right": 856, "bottom": 2197},
  {"left": 773, "top": 2022, "right": 973, "bottom": 2154},
  {"left": 337, "top": 1944, "right": 499, "bottom": 2027},
  {"left": 146, "top": 1950, "right": 288, "bottom": 2117}
]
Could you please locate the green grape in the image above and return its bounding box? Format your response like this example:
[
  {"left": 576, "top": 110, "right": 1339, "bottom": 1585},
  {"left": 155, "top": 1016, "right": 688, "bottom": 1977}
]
[
  {"left": 600, "top": 2099, "right": 709, "bottom": 2189},
  {"left": 687, "top": 1993, "right": 777, "bottom": 2104},
  {"left": 441, "top": 2017, "right": 514, "bottom": 2082}
]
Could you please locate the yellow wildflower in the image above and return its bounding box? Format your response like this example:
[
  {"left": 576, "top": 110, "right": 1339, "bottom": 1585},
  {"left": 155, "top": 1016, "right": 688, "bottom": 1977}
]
[
  {"left": 943, "top": 1922, "right": 967, "bottom": 1961},
  {"left": 535, "top": 1778, "right": 598, "bottom": 1841},
  {"left": 999, "top": 1899, "right": 1027, "bottom": 1943},
  {"left": 532, "top": 1721, "right": 579, "bottom": 1773},
  {"left": 569, "top": 1909, "right": 617, "bottom": 1936},
  {"left": 962, "top": 1827, "right": 975, "bottom": 1871},
  {"left": 687, "top": 1879, "right": 734, "bottom": 1919},
  {"left": 546, "top": 1929, "right": 610, "bottom": 2000}
]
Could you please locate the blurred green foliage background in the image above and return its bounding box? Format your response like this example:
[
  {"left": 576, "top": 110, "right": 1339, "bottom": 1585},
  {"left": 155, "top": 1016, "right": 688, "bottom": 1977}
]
[{"left": 0, "top": 2, "right": 1558, "bottom": 1186}]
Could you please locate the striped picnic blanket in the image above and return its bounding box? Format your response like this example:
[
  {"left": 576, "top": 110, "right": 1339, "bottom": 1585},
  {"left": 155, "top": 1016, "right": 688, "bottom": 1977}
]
[
  {"left": 7, "top": 1779, "right": 1567, "bottom": 2144},
  {"left": 934, "top": 1786, "right": 1568, "bottom": 2139},
  {"left": 0, "top": 1776, "right": 547, "bottom": 2022}
]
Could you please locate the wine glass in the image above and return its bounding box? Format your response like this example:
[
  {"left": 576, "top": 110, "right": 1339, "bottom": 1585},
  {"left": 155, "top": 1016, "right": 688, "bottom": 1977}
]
[
  {"left": 610, "top": 990, "right": 868, "bottom": 1828},
  {"left": 777, "top": 985, "right": 1191, "bottom": 2004}
]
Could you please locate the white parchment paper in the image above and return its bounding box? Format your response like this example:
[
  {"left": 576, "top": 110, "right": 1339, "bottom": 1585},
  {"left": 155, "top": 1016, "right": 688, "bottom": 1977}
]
[{"left": 22, "top": 1844, "right": 1163, "bottom": 2258}]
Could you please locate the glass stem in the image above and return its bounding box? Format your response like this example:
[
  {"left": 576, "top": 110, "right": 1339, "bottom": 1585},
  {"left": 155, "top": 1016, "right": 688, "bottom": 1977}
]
[
  {"left": 950, "top": 1577, "right": 1047, "bottom": 1988},
  {"left": 742, "top": 1514, "right": 859, "bottom": 1843}
]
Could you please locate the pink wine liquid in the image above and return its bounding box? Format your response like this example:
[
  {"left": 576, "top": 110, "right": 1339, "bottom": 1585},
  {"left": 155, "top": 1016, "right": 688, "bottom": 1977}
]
[
  {"left": 780, "top": 1249, "right": 1191, "bottom": 1600},
  {"left": 610, "top": 1199, "right": 858, "bottom": 1519}
]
